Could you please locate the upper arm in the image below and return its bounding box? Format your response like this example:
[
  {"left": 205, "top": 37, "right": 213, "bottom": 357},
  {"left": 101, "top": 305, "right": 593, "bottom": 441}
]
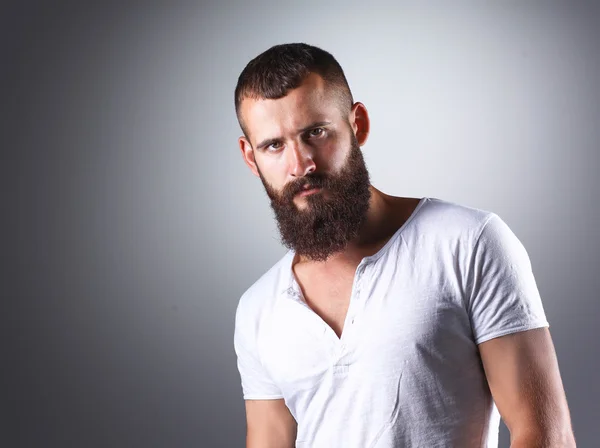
[
  {"left": 465, "top": 213, "right": 575, "bottom": 444},
  {"left": 234, "top": 298, "right": 283, "bottom": 400},
  {"left": 478, "top": 327, "right": 575, "bottom": 445},
  {"left": 235, "top": 299, "right": 295, "bottom": 446},
  {"left": 245, "top": 398, "right": 297, "bottom": 448},
  {"left": 466, "top": 213, "right": 549, "bottom": 345}
]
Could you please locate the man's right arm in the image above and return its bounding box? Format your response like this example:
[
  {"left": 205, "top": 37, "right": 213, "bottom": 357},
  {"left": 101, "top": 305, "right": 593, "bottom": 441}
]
[{"left": 245, "top": 399, "right": 297, "bottom": 448}]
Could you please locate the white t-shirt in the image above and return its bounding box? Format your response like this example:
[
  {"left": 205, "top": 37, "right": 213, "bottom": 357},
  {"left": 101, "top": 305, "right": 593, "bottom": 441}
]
[{"left": 233, "top": 197, "right": 549, "bottom": 447}]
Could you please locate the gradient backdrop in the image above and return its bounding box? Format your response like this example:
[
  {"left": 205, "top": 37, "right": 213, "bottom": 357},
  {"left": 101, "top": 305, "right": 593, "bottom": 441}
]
[{"left": 3, "top": 1, "right": 599, "bottom": 447}]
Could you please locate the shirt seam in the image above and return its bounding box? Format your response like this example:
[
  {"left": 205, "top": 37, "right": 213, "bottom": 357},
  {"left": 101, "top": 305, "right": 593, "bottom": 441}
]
[
  {"left": 463, "top": 212, "right": 497, "bottom": 312},
  {"left": 474, "top": 320, "right": 550, "bottom": 345}
]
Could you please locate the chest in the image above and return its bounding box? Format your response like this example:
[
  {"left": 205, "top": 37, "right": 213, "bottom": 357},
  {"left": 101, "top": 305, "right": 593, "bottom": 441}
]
[
  {"left": 295, "top": 269, "right": 358, "bottom": 339},
  {"left": 261, "top": 278, "right": 474, "bottom": 404}
]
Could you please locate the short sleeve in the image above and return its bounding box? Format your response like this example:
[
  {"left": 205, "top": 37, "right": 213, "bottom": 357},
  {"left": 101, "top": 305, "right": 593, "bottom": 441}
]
[
  {"left": 466, "top": 213, "right": 550, "bottom": 345},
  {"left": 234, "top": 300, "right": 284, "bottom": 400}
]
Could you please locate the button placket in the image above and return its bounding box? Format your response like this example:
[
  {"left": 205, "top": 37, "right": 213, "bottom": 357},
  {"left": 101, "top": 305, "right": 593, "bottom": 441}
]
[{"left": 350, "top": 264, "right": 366, "bottom": 324}]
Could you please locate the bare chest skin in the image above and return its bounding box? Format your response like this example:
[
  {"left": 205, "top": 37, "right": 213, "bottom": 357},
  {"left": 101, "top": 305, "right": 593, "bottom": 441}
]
[{"left": 293, "top": 265, "right": 358, "bottom": 339}]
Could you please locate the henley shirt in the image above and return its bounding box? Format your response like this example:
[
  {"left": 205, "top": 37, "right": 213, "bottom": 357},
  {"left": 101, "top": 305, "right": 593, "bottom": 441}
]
[{"left": 233, "top": 197, "right": 549, "bottom": 447}]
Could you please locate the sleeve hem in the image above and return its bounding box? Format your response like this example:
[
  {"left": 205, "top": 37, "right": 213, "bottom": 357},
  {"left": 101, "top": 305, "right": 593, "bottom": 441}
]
[
  {"left": 243, "top": 394, "right": 285, "bottom": 400},
  {"left": 475, "top": 320, "right": 550, "bottom": 345}
]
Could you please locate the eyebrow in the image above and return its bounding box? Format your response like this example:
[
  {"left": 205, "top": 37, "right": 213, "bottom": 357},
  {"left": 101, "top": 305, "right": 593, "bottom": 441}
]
[{"left": 255, "top": 121, "right": 332, "bottom": 150}]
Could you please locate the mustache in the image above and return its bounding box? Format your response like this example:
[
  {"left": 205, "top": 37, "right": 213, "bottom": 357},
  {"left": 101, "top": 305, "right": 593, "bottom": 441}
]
[{"left": 281, "top": 173, "right": 330, "bottom": 201}]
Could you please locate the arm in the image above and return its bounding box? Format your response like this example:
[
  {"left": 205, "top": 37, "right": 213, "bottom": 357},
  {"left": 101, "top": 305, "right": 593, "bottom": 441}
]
[
  {"left": 234, "top": 294, "right": 295, "bottom": 446},
  {"left": 245, "top": 398, "right": 297, "bottom": 448},
  {"left": 478, "top": 327, "right": 576, "bottom": 447}
]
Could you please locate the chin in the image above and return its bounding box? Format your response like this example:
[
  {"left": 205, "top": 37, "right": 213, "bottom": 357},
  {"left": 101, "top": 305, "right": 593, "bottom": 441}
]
[
  {"left": 294, "top": 194, "right": 325, "bottom": 208},
  {"left": 293, "top": 200, "right": 312, "bottom": 212}
]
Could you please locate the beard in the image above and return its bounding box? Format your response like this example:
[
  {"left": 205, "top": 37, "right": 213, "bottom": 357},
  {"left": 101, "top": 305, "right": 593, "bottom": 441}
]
[{"left": 257, "top": 133, "right": 371, "bottom": 262}]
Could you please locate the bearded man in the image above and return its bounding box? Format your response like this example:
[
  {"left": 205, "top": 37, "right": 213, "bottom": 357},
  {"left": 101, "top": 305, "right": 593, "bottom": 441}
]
[{"left": 232, "top": 43, "right": 575, "bottom": 447}]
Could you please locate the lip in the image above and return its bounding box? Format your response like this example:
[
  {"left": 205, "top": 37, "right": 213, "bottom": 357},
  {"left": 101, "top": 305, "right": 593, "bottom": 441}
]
[{"left": 297, "top": 187, "right": 322, "bottom": 197}]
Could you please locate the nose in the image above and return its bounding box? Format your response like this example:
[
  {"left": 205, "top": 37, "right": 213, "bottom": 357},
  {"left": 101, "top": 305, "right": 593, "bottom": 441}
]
[{"left": 289, "top": 140, "right": 316, "bottom": 177}]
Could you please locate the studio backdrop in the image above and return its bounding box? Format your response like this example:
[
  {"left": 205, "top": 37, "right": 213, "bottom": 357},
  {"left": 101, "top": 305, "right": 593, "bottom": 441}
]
[{"left": 3, "top": 1, "right": 599, "bottom": 447}]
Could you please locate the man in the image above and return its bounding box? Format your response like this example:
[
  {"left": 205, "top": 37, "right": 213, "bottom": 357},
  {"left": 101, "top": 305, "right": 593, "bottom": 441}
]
[{"left": 232, "top": 43, "right": 575, "bottom": 447}]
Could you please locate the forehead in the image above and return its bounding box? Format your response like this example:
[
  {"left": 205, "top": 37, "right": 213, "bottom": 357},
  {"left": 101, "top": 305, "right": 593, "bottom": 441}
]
[{"left": 240, "top": 73, "right": 343, "bottom": 144}]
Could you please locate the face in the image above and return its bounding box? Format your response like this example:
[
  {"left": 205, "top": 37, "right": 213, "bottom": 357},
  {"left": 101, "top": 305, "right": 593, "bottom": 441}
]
[{"left": 238, "top": 73, "right": 372, "bottom": 261}]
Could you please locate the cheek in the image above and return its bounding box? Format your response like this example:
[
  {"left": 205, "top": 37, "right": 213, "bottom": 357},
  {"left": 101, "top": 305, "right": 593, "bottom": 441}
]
[
  {"left": 316, "top": 130, "right": 351, "bottom": 171},
  {"left": 331, "top": 148, "right": 349, "bottom": 171},
  {"left": 320, "top": 142, "right": 348, "bottom": 173},
  {"left": 257, "top": 155, "right": 288, "bottom": 188}
]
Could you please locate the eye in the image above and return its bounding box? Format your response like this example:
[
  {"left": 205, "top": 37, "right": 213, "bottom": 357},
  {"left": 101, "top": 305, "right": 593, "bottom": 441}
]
[
  {"left": 308, "top": 127, "right": 325, "bottom": 137},
  {"left": 267, "top": 141, "right": 283, "bottom": 152}
]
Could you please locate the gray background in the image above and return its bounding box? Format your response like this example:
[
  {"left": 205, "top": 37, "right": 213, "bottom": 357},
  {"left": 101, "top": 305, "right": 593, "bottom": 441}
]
[{"left": 3, "top": 1, "right": 598, "bottom": 447}]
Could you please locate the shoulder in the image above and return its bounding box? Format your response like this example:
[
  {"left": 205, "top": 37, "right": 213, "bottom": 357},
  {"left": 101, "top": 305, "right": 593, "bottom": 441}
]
[
  {"left": 234, "top": 251, "right": 294, "bottom": 334},
  {"left": 420, "top": 197, "right": 494, "bottom": 229},
  {"left": 411, "top": 197, "right": 497, "bottom": 246}
]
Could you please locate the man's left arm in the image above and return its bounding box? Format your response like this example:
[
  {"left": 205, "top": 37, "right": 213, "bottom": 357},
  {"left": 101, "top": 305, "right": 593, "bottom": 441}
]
[{"left": 478, "top": 327, "right": 576, "bottom": 447}]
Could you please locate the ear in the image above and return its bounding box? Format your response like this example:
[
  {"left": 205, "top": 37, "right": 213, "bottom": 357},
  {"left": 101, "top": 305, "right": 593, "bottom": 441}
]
[
  {"left": 349, "top": 102, "right": 370, "bottom": 146},
  {"left": 238, "top": 136, "right": 260, "bottom": 177}
]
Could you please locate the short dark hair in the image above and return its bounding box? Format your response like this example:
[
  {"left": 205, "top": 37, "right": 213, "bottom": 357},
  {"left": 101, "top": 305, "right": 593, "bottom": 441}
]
[{"left": 234, "top": 43, "right": 354, "bottom": 136}]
